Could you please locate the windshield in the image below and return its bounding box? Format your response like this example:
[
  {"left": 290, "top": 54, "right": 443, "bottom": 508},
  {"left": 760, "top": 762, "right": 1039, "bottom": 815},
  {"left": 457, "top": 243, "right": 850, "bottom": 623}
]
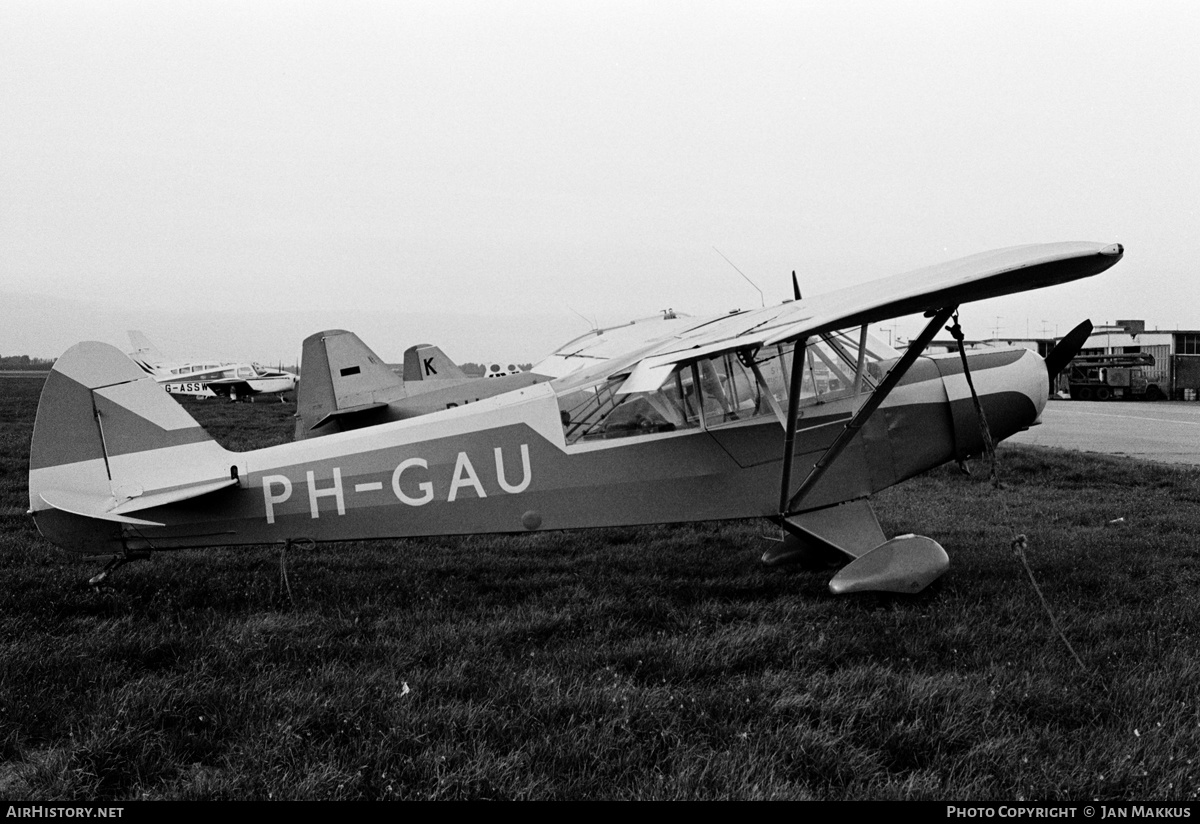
[{"left": 555, "top": 326, "right": 895, "bottom": 444}]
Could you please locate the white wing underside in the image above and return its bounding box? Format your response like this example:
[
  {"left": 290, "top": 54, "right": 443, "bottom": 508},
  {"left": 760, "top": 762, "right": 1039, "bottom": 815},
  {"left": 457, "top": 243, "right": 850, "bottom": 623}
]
[{"left": 605, "top": 242, "right": 1122, "bottom": 391}]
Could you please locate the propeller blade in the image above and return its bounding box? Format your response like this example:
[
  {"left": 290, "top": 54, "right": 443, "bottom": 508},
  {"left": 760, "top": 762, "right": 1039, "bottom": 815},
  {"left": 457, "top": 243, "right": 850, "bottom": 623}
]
[
  {"left": 792, "top": 270, "right": 802, "bottom": 301},
  {"left": 1044, "top": 319, "right": 1093, "bottom": 378}
]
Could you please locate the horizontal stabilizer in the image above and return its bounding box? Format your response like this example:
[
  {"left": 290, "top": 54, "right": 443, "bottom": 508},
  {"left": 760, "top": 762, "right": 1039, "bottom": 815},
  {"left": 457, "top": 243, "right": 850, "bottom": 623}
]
[
  {"left": 109, "top": 477, "right": 238, "bottom": 515},
  {"left": 40, "top": 476, "right": 239, "bottom": 525},
  {"left": 39, "top": 490, "right": 165, "bottom": 527},
  {"left": 310, "top": 401, "right": 391, "bottom": 430},
  {"left": 828, "top": 535, "right": 949, "bottom": 595}
]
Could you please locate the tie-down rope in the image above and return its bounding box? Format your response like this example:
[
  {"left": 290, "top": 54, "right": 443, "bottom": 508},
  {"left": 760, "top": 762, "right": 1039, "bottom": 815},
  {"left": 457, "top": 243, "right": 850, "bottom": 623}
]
[{"left": 947, "top": 312, "right": 1086, "bottom": 671}]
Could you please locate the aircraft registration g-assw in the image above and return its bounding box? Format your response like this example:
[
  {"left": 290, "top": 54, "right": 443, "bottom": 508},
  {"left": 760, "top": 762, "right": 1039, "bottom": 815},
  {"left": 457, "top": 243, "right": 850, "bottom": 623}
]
[{"left": 30, "top": 242, "right": 1123, "bottom": 593}]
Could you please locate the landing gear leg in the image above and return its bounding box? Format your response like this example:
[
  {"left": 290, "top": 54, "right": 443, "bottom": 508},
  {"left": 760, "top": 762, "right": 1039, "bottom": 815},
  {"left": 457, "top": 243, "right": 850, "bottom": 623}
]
[{"left": 88, "top": 549, "right": 151, "bottom": 586}]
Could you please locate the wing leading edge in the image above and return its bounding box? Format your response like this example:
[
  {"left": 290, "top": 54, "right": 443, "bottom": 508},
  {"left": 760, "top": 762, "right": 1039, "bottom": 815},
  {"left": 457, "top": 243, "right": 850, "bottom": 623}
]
[{"left": 615, "top": 242, "right": 1121, "bottom": 391}]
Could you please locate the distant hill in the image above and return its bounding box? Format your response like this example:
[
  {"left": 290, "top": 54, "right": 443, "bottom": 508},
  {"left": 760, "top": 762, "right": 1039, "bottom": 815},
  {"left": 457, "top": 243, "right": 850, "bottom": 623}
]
[{"left": 0, "top": 291, "right": 589, "bottom": 367}]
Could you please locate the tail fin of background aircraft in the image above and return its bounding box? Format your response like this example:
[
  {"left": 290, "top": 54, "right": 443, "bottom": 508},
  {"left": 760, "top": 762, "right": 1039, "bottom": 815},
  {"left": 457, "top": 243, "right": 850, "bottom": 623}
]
[
  {"left": 126, "top": 330, "right": 166, "bottom": 371},
  {"left": 402, "top": 344, "right": 468, "bottom": 382},
  {"left": 295, "top": 329, "right": 405, "bottom": 438},
  {"left": 28, "top": 342, "right": 236, "bottom": 554}
]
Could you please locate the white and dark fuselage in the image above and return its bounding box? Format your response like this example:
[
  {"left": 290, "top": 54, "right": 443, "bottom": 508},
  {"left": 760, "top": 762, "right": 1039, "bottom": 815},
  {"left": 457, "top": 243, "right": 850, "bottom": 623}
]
[
  {"left": 137, "top": 360, "right": 298, "bottom": 401},
  {"left": 29, "top": 340, "right": 1047, "bottom": 556},
  {"left": 127, "top": 331, "right": 298, "bottom": 401}
]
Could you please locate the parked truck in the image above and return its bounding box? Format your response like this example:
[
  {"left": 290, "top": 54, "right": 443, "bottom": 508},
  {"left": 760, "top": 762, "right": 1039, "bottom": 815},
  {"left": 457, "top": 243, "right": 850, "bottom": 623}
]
[{"left": 1065, "top": 353, "right": 1163, "bottom": 400}]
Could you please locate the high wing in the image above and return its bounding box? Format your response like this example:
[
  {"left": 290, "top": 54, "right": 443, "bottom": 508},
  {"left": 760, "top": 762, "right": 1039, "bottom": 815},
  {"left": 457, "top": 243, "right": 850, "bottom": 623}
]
[
  {"left": 530, "top": 312, "right": 699, "bottom": 380},
  {"left": 566, "top": 241, "right": 1123, "bottom": 593},
  {"left": 611, "top": 242, "right": 1122, "bottom": 390}
]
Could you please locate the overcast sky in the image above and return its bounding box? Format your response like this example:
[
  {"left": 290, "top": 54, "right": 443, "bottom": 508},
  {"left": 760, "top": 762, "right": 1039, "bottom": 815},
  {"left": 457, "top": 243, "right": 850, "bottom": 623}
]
[{"left": 2, "top": 0, "right": 1197, "bottom": 363}]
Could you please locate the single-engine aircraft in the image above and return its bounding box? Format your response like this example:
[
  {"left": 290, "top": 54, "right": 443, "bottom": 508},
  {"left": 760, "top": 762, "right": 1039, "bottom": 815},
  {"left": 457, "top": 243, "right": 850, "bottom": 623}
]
[
  {"left": 295, "top": 331, "right": 548, "bottom": 439},
  {"left": 30, "top": 242, "right": 1123, "bottom": 593},
  {"left": 128, "top": 331, "right": 298, "bottom": 402}
]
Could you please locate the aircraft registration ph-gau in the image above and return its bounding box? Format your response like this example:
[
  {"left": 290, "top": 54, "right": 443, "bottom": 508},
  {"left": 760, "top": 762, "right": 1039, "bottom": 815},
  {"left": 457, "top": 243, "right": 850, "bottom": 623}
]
[
  {"left": 29, "top": 241, "right": 1123, "bottom": 593},
  {"left": 259, "top": 441, "right": 535, "bottom": 523}
]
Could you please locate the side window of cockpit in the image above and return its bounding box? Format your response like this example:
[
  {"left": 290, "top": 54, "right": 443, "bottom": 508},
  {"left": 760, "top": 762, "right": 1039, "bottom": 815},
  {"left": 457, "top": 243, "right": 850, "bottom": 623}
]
[
  {"left": 695, "top": 352, "right": 768, "bottom": 425},
  {"left": 804, "top": 339, "right": 857, "bottom": 402},
  {"left": 749, "top": 331, "right": 885, "bottom": 414},
  {"left": 596, "top": 394, "right": 677, "bottom": 436},
  {"left": 751, "top": 344, "right": 793, "bottom": 409},
  {"left": 558, "top": 373, "right": 698, "bottom": 443},
  {"left": 663, "top": 367, "right": 700, "bottom": 425}
]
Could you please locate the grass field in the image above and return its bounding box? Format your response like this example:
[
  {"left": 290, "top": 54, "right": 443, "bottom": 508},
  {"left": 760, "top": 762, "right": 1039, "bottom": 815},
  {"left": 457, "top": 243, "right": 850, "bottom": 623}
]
[{"left": 3, "top": 375, "right": 1200, "bottom": 800}]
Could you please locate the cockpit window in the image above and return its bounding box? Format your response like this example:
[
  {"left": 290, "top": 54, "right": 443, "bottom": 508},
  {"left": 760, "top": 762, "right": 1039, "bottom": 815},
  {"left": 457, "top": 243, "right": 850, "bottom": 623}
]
[
  {"left": 694, "top": 352, "right": 765, "bottom": 425},
  {"left": 555, "top": 325, "right": 895, "bottom": 443},
  {"left": 558, "top": 378, "right": 695, "bottom": 443},
  {"left": 752, "top": 329, "right": 886, "bottom": 409}
]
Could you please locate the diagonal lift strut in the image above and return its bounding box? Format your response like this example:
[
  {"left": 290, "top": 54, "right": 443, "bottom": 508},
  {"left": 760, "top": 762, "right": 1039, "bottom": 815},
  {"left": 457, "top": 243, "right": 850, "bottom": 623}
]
[{"left": 777, "top": 306, "right": 957, "bottom": 518}]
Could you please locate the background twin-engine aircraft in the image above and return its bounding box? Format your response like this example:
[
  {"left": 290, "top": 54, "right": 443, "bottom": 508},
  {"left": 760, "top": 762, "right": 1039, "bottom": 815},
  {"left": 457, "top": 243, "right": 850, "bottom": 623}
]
[
  {"left": 128, "top": 331, "right": 298, "bottom": 402},
  {"left": 31, "top": 242, "right": 1124, "bottom": 593}
]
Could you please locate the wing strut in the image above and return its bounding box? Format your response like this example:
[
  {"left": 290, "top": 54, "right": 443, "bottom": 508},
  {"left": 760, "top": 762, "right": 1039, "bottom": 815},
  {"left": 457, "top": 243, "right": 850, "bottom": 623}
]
[
  {"left": 776, "top": 337, "right": 810, "bottom": 515},
  {"left": 780, "top": 306, "right": 956, "bottom": 516}
]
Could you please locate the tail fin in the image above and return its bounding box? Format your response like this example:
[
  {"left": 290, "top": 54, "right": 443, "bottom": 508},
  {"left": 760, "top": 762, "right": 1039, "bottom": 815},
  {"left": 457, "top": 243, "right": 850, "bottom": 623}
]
[
  {"left": 127, "top": 330, "right": 166, "bottom": 371},
  {"left": 403, "top": 344, "right": 468, "bottom": 382},
  {"left": 294, "top": 330, "right": 405, "bottom": 438},
  {"left": 29, "top": 342, "right": 235, "bottom": 554}
]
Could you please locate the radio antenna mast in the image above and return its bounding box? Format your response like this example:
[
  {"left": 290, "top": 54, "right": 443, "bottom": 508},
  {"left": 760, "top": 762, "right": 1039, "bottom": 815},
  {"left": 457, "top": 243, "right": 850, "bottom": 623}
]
[{"left": 713, "top": 247, "right": 765, "bottom": 308}]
